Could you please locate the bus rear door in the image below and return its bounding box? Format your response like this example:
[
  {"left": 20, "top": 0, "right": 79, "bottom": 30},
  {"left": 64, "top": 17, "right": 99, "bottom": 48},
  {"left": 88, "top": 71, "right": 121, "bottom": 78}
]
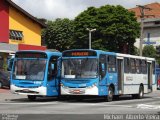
[
  {"left": 147, "top": 61, "right": 153, "bottom": 92},
  {"left": 117, "top": 57, "right": 124, "bottom": 94}
]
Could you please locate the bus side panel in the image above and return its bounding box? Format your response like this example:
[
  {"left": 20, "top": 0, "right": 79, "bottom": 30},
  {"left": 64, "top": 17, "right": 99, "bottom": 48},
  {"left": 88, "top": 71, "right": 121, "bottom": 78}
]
[
  {"left": 123, "top": 74, "right": 148, "bottom": 94},
  {"left": 107, "top": 73, "right": 118, "bottom": 95},
  {"left": 98, "top": 86, "right": 107, "bottom": 96},
  {"left": 99, "top": 73, "right": 118, "bottom": 96}
]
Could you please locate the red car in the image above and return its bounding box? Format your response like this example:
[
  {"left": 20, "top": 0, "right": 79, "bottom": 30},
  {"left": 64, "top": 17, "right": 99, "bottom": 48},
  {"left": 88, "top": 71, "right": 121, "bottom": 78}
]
[{"left": 157, "top": 79, "right": 160, "bottom": 90}]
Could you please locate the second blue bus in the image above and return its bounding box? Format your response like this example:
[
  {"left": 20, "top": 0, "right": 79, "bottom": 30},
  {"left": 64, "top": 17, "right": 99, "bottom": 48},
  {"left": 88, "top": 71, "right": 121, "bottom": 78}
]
[{"left": 60, "top": 49, "right": 156, "bottom": 101}]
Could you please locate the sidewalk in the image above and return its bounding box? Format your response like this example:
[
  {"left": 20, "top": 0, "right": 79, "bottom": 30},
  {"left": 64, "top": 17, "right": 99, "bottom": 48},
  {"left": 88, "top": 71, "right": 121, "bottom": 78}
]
[
  {"left": 0, "top": 88, "right": 10, "bottom": 93},
  {"left": 0, "top": 88, "right": 26, "bottom": 102}
]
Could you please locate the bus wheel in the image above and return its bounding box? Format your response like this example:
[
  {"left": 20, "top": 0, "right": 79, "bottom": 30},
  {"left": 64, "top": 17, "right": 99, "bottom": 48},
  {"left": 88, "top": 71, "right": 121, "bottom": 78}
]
[
  {"left": 132, "top": 86, "right": 144, "bottom": 99},
  {"left": 27, "top": 95, "right": 36, "bottom": 101},
  {"left": 138, "top": 86, "right": 144, "bottom": 99},
  {"left": 106, "top": 87, "right": 113, "bottom": 102}
]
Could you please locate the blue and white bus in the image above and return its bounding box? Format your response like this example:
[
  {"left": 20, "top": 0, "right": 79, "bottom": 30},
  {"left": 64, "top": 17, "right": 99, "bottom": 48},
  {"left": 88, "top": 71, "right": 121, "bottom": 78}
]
[
  {"left": 11, "top": 50, "right": 61, "bottom": 100},
  {"left": 60, "top": 49, "right": 156, "bottom": 101}
]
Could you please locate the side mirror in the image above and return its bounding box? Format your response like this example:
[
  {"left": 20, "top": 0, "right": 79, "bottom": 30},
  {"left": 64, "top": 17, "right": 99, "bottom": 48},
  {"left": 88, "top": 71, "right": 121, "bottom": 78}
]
[
  {"left": 51, "top": 64, "right": 54, "bottom": 70},
  {"left": 7, "top": 67, "right": 11, "bottom": 71},
  {"left": 101, "top": 63, "right": 105, "bottom": 71}
]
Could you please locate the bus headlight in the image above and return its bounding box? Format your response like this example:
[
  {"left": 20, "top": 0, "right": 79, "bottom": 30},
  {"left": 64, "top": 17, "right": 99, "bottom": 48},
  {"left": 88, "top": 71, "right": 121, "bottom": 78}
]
[
  {"left": 87, "top": 83, "right": 97, "bottom": 89},
  {"left": 61, "top": 84, "right": 69, "bottom": 88}
]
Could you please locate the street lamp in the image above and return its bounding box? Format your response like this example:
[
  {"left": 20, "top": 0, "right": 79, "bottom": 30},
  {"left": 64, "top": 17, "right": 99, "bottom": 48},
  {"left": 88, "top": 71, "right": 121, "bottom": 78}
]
[{"left": 86, "top": 28, "right": 96, "bottom": 49}]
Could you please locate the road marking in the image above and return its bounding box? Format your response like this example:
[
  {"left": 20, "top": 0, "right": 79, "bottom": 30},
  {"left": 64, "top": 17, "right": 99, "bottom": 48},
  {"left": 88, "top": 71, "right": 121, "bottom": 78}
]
[
  {"left": 0, "top": 102, "right": 132, "bottom": 108},
  {"left": 152, "top": 97, "right": 160, "bottom": 99},
  {"left": 137, "top": 104, "right": 160, "bottom": 109},
  {"left": 0, "top": 102, "right": 59, "bottom": 105},
  {"left": 99, "top": 104, "right": 132, "bottom": 108},
  {"left": 58, "top": 102, "right": 133, "bottom": 108}
]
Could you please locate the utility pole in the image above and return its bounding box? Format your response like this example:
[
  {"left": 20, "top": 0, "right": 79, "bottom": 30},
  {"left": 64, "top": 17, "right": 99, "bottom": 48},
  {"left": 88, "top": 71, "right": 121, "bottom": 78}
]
[
  {"left": 86, "top": 28, "right": 96, "bottom": 49},
  {"left": 137, "top": 5, "right": 152, "bottom": 56}
]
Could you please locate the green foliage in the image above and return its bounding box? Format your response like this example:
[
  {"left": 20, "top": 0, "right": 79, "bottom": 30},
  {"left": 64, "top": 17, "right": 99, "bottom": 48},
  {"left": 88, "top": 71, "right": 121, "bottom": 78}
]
[
  {"left": 73, "top": 5, "right": 140, "bottom": 53},
  {"left": 133, "top": 47, "right": 139, "bottom": 56},
  {"left": 155, "top": 45, "right": 160, "bottom": 65},
  {"left": 42, "top": 18, "right": 75, "bottom": 51},
  {"left": 142, "top": 45, "right": 156, "bottom": 58}
]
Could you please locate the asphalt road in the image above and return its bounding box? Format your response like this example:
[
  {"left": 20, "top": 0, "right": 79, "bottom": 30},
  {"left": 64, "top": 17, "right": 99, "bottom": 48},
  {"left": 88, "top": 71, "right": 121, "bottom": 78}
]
[{"left": 0, "top": 88, "right": 160, "bottom": 120}]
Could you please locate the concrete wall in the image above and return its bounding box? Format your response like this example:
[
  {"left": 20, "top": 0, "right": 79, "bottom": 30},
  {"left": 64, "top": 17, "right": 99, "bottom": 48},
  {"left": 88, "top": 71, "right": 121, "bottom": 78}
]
[{"left": 134, "top": 20, "right": 160, "bottom": 48}]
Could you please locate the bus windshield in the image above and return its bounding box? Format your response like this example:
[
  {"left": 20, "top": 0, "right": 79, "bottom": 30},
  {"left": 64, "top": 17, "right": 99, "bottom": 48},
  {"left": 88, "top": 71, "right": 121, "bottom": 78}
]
[
  {"left": 62, "top": 58, "right": 98, "bottom": 79},
  {"left": 13, "top": 59, "right": 47, "bottom": 81}
]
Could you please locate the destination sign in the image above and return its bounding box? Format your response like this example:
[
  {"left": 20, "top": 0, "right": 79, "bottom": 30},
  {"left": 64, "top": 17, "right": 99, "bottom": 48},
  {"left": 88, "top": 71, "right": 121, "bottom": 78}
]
[
  {"left": 63, "top": 50, "right": 97, "bottom": 57},
  {"left": 15, "top": 52, "right": 47, "bottom": 58}
]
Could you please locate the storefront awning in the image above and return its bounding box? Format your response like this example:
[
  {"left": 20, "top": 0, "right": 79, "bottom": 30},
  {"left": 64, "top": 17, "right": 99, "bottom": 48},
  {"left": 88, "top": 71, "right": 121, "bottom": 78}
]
[{"left": 0, "top": 43, "right": 18, "bottom": 53}]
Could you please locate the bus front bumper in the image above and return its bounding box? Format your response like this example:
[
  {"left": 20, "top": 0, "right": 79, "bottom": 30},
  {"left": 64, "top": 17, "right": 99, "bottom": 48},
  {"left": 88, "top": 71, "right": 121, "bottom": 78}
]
[
  {"left": 11, "top": 85, "right": 47, "bottom": 96},
  {"left": 61, "top": 86, "right": 98, "bottom": 95}
]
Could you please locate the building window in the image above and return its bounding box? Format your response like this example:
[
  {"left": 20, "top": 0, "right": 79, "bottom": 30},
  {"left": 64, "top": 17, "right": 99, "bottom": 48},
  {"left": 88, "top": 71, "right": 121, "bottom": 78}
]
[{"left": 9, "top": 30, "right": 24, "bottom": 41}]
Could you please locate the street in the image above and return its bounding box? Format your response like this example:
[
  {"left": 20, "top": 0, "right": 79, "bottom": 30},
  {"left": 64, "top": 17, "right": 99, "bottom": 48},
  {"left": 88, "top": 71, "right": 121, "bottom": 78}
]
[{"left": 0, "top": 88, "right": 160, "bottom": 120}]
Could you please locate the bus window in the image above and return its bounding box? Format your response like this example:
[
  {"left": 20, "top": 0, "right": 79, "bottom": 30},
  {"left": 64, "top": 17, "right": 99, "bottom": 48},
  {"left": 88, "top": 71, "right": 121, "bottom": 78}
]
[
  {"left": 13, "top": 59, "right": 46, "bottom": 80},
  {"left": 99, "top": 54, "right": 106, "bottom": 80},
  {"left": 130, "top": 59, "right": 136, "bottom": 73},
  {"left": 136, "top": 59, "right": 141, "bottom": 74},
  {"left": 48, "top": 56, "right": 59, "bottom": 80},
  {"left": 141, "top": 60, "right": 147, "bottom": 74},
  {"left": 108, "top": 56, "right": 116, "bottom": 73},
  {"left": 124, "top": 58, "right": 129, "bottom": 73}
]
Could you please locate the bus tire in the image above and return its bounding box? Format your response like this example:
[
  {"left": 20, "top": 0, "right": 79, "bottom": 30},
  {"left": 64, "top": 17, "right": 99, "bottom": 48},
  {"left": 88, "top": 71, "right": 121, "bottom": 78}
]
[
  {"left": 106, "top": 87, "right": 113, "bottom": 102},
  {"left": 138, "top": 86, "right": 144, "bottom": 99},
  {"left": 27, "top": 95, "right": 36, "bottom": 101},
  {"left": 132, "top": 86, "right": 144, "bottom": 99}
]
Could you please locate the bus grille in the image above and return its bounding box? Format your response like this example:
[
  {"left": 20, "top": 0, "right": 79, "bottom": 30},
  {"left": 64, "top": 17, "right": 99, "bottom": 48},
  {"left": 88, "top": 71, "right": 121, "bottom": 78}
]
[{"left": 15, "top": 90, "right": 39, "bottom": 94}]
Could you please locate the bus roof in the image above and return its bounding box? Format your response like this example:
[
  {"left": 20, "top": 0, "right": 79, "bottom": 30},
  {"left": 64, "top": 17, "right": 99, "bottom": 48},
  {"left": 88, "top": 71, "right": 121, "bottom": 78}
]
[{"left": 116, "top": 53, "right": 155, "bottom": 61}]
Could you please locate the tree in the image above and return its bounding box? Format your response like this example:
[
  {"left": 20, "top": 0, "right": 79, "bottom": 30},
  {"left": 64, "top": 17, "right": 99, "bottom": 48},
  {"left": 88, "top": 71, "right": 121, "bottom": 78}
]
[
  {"left": 142, "top": 45, "right": 156, "bottom": 58},
  {"left": 42, "top": 18, "right": 74, "bottom": 51},
  {"left": 155, "top": 46, "right": 160, "bottom": 65},
  {"left": 73, "top": 5, "right": 140, "bottom": 53},
  {"left": 133, "top": 46, "right": 139, "bottom": 56}
]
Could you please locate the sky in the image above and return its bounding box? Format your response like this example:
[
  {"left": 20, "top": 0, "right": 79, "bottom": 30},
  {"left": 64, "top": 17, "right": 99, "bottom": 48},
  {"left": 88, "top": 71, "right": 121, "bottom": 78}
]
[{"left": 12, "top": 0, "right": 160, "bottom": 20}]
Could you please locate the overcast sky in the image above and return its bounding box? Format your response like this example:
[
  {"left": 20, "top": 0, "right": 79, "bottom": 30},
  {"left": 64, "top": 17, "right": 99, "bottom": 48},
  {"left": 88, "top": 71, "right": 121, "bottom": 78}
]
[{"left": 12, "top": 0, "right": 160, "bottom": 20}]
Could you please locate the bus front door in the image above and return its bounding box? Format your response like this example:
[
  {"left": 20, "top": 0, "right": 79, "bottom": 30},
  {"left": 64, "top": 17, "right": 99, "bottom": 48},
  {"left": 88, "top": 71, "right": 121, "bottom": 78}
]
[
  {"left": 47, "top": 56, "right": 59, "bottom": 96},
  {"left": 117, "top": 58, "right": 124, "bottom": 94}
]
